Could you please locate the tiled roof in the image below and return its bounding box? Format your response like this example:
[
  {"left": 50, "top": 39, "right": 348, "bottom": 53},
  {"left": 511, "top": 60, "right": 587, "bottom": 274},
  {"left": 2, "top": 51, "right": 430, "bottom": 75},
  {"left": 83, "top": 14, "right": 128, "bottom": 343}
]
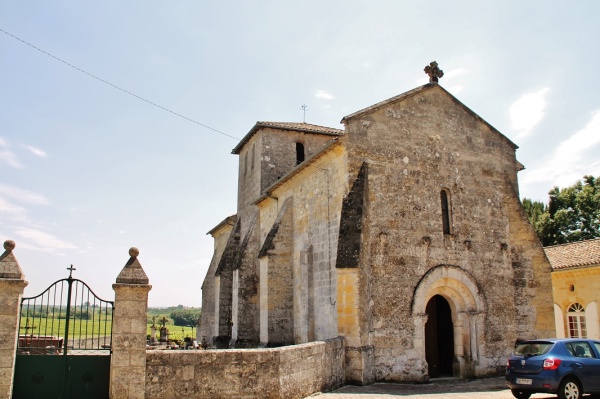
[
  {"left": 232, "top": 121, "right": 344, "bottom": 154},
  {"left": 544, "top": 238, "right": 600, "bottom": 270},
  {"left": 206, "top": 215, "right": 237, "bottom": 236}
]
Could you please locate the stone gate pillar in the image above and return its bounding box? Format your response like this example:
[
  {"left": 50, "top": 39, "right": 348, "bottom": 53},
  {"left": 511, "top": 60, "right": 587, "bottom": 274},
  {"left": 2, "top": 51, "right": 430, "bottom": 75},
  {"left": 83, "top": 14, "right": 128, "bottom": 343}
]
[
  {"left": 0, "top": 240, "right": 28, "bottom": 399},
  {"left": 110, "top": 247, "right": 151, "bottom": 399}
]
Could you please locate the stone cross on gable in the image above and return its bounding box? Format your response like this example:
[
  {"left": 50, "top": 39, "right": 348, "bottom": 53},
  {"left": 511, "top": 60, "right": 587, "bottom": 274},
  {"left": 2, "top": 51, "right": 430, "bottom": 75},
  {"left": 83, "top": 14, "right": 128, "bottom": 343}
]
[{"left": 424, "top": 61, "right": 444, "bottom": 83}]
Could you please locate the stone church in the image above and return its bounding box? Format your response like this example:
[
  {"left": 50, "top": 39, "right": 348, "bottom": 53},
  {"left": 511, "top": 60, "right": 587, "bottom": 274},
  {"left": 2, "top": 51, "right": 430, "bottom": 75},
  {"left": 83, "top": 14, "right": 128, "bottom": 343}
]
[{"left": 200, "top": 63, "right": 555, "bottom": 384}]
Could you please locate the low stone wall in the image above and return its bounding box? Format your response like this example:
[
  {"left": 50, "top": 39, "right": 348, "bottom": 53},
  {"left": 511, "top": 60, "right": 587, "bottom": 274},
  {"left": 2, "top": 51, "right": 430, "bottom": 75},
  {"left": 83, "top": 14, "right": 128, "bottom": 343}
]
[{"left": 145, "top": 337, "right": 345, "bottom": 399}]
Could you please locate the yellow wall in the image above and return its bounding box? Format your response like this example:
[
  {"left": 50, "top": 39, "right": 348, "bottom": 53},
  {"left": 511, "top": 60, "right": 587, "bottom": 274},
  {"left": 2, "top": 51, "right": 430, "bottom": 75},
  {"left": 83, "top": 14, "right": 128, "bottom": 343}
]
[{"left": 552, "top": 264, "right": 600, "bottom": 339}]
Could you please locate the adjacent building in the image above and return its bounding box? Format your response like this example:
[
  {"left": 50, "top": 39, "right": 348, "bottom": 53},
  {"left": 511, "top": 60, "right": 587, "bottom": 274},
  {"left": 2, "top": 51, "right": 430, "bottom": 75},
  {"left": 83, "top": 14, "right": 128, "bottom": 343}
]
[{"left": 546, "top": 238, "right": 600, "bottom": 340}]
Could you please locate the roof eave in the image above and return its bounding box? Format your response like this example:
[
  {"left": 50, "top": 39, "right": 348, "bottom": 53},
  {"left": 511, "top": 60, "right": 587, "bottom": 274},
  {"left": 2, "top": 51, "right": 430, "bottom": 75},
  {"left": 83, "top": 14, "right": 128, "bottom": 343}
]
[
  {"left": 206, "top": 215, "right": 237, "bottom": 236},
  {"left": 231, "top": 122, "right": 344, "bottom": 155}
]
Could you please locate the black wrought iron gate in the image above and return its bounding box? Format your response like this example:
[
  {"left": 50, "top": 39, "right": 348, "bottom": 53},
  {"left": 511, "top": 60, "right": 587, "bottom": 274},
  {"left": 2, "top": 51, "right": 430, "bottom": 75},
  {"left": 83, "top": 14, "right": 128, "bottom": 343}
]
[{"left": 13, "top": 267, "right": 113, "bottom": 399}]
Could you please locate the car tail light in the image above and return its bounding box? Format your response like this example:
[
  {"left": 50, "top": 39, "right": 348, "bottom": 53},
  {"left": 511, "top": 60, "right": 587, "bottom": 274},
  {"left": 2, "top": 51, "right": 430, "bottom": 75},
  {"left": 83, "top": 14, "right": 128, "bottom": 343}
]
[
  {"left": 506, "top": 359, "right": 510, "bottom": 369},
  {"left": 543, "top": 358, "right": 561, "bottom": 370}
]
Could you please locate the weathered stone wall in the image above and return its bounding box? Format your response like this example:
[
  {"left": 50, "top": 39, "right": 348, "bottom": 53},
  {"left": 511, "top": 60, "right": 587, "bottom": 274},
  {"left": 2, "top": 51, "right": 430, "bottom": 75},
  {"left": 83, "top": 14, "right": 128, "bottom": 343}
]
[
  {"left": 145, "top": 337, "right": 345, "bottom": 399},
  {"left": 237, "top": 134, "right": 262, "bottom": 234},
  {"left": 334, "top": 163, "right": 375, "bottom": 384},
  {"left": 0, "top": 280, "right": 27, "bottom": 399},
  {"left": 226, "top": 127, "right": 343, "bottom": 349},
  {"left": 256, "top": 143, "right": 347, "bottom": 344},
  {"left": 200, "top": 217, "right": 236, "bottom": 346},
  {"left": 233, "top": 217, "right": 261, "bottom": 347},
  {"left": 259, "top": 129, "right": 338, "bottom": 194},
  {"left": 237, "top": 129, "right": 336, "bottom": 236},
  {"left": 214, "top": 219, "right": 242, "bottom": 347},
  {"left": 202, "top": 82, "right": 556, "bottom": 386},
  {"left": 341, "top": 84, "right": 550, "bottom": 381},
  {"left": 505, "top": 186, "right": 556, "bottom": 342},
  {"left": 259, "top": 198, "right": 295, "bottom": 346},
  {"left": 111, "top": 249, "right": 151, "bottom": 399},
  {"left": 0, "top": 241, "right": 27, "bottom": 399}
]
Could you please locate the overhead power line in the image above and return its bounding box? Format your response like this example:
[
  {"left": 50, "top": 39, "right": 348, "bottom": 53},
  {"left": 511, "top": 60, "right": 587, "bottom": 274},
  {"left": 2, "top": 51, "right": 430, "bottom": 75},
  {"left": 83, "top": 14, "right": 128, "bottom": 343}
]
[{"left": 0, "top": 27, "right": 239, "bottom": 141}]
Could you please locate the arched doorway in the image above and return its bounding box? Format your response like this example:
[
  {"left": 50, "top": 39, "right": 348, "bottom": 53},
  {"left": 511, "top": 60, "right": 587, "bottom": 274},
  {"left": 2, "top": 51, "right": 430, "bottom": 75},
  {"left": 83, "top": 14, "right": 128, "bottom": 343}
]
[
  {"left": 412, "top": 265, "right": 486, "bottom": 379},
  {"left": 425, "top": 295, "right": 454, "bottom": 378}
]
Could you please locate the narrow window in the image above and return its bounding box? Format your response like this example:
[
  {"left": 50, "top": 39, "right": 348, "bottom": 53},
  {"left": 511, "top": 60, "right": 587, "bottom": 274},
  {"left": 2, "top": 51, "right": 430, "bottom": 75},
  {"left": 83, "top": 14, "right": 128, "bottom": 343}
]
[
  {"left": 243, "top": 152, "right": 248, "bottom": 176},
  {"left": 296, "top": 142, "right": 305, "bottom": 165},
  {"left": 441, "top": 190, "right": 452, "bottom": 235},
  {"left": 251, "top": 144, "right": 255, "bottom": 170},
  {"left": 567, "top": 303, "right": 587, "bottom": 338}
]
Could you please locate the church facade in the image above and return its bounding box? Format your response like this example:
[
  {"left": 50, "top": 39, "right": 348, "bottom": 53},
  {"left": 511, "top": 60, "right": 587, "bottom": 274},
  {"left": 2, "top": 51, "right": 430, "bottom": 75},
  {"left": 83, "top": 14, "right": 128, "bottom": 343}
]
[{"left": 200, "top": 70, "right": 555, "bottom": 384}]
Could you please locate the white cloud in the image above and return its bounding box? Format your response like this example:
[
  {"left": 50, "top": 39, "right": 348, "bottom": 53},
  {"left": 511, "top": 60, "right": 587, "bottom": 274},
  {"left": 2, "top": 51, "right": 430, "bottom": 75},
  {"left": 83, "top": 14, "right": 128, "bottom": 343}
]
[
  {"left": 0, "top": 137, "right": 22, "bottom": 168},
  {"left": 521, "top": 109, "right": 600, "bottom": 187},
  {"left": 448, "top": 85, "right": 464, "bottom": 95},
  {"left": 0, "top": 183, "right": 50, "bottom": 205},
  {"left": 22, "top": 145, "right": 48, "bottom": 158},
  {"left": 509, "top": 88, "right": 550, "bottom": 139},
  {"left": 0, "top": 197, "right": 28, "bottom": 220},
  {"left": 0, "top": 150, "right": 22, "bottom": 168},
  {"left": 14, "top": 227, "right": 77, "bottom": 252},
  {"left": 444, "top": 68, "right": 468, "bottom": 79},
  {"left": 315, "top": 90, "right": 334, "bottom": 100}
]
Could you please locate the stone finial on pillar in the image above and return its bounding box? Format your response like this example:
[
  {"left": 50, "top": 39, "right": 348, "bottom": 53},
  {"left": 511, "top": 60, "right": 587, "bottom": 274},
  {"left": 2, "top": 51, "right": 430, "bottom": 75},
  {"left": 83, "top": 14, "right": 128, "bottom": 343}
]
[
  {"left": 0, "top": 240, "right": 28, "bottom": 399},
  {"left": 111, "top": 247, "right": 151, "bottom": 399},
  {"left": 424, "top": 61, "right": 444, "bottom": 83},
  {"left": 115, "top": 247, "right": 149, "bottom": 284},
  {"left": 0, "top": 239, "right": 25, "bottom": 279}
]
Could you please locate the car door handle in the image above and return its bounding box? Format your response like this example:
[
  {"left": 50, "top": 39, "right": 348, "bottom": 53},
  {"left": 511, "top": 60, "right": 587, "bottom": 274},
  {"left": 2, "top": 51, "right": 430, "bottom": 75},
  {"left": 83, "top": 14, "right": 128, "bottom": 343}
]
[{"left": 575, "top": 362, "right": 583, "bottom": 368}]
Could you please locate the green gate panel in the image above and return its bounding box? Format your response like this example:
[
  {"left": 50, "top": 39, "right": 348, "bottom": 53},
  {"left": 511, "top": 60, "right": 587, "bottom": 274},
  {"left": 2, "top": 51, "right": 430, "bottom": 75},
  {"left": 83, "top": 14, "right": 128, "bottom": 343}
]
[
  {"left": 13, "top": 355, "right": 64, "bottom": 399},
  {"left": 13, "top": 355, "right": 110, "bottom": 399},
  {"left": 64, "top": 355, "right": 111, "bottom": 399},
  {"left": 14, "top": 276, "right": 113, "bottom": 399}
]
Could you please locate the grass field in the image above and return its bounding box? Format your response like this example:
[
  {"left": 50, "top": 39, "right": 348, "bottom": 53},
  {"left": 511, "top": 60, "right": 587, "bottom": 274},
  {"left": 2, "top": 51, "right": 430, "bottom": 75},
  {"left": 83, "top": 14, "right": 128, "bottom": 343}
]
[
  {"left": 146, "top": 306, "right": 200, "bottom": 343},
  {"left": 19, "top": 306, "right": 199, "bottom": 344},
  {"left": 19, "top": 316, "right": 112, "bottom": 339}
]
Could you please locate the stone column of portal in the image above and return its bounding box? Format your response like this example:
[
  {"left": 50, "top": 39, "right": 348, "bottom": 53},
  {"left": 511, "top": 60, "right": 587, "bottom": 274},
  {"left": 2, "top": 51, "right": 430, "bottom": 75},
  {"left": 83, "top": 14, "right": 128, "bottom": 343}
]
[
  {"left": 0, "top": 240, "right": 28, "bottom": 399},
  {"left": 110, "top": 247, "right": 151, "bottom": 399}
]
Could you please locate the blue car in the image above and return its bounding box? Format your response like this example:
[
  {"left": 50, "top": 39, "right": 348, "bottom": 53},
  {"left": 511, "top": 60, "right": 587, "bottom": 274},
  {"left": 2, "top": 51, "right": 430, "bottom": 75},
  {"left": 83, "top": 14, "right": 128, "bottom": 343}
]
[{"left": 506, "top": 338, "right": 600, "bottom": 399}]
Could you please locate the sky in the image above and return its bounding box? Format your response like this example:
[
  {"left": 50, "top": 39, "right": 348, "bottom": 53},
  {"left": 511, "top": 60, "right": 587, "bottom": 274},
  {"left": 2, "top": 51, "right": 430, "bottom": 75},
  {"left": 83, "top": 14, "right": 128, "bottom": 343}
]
[{"left": 1, "top": 1, "right": 599, "bottom": 307}]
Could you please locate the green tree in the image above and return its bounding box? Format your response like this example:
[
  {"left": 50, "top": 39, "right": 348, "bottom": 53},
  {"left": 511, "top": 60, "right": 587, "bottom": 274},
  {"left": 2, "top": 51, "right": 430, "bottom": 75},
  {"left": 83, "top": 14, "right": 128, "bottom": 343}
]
[
  {"left": 524, "top": 175, "right": 600, "bottom": 246},
  {"left": 170, "top": 308, "right": 201, "bottom": 327},
  {"left": 522, "top": 198, "right": 547, "bottom": 229}
]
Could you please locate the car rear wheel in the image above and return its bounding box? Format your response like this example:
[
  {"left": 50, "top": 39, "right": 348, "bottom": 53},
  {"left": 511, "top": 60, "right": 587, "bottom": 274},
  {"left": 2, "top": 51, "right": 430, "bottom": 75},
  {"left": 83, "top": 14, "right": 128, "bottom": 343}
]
[
  {"left": 510, "top": 388, "right": 531, "bottom": 399},
  {"left": 558, "top": 378, "right": 582, "bottom": 399}
]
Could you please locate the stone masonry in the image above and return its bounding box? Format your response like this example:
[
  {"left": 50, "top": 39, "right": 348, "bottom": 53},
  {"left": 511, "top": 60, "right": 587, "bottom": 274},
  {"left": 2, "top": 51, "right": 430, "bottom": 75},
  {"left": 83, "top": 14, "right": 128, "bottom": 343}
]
[
  {"left": 110, "top": 247, "right": 152, "bottom": 399},
  {"left": 200, "top": 66, "right": 556, "bottom": 386},
  {"left": 0, "top": 240, "right": 27, "bottom": 399}
]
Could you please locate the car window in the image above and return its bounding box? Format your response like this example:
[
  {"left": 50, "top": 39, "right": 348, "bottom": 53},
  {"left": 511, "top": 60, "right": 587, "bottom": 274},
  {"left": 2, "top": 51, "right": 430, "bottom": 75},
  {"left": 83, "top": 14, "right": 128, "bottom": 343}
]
[
  {"left": 593, "top": 342, "right": 600, "bottom": 356},
  {"left": 566, "top": 342, "right": 596, "bottom": 358},
  {"left": 514, "top": 342, "right": 553, "bottom": 356}
]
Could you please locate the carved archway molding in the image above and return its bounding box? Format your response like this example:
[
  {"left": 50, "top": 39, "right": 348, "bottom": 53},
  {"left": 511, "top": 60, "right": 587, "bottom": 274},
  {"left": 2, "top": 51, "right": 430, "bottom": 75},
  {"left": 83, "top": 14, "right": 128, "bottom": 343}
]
[{"left": 411, "top": 265, "right": 487, "bottom": 378}]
